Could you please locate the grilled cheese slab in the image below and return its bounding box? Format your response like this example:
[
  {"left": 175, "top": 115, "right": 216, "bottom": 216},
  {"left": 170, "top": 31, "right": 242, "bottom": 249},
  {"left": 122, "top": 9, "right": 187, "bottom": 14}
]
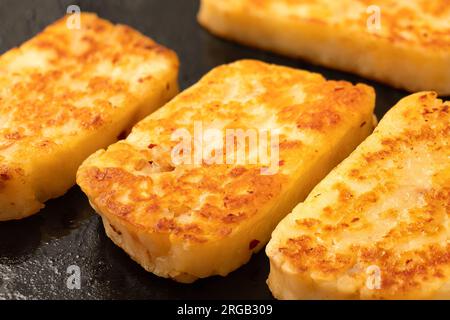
[
  {"left": 198, "top": 0, "right": 450, "bottom": 95},
  {"left": 267, "top": 92, "right": 450, "bottom": 299},
  {"left": 0, "top": 13, "right": 179, "bottom": 221},
  {"left": 77, "top": 60, "right": 375, "bottom": 282}
]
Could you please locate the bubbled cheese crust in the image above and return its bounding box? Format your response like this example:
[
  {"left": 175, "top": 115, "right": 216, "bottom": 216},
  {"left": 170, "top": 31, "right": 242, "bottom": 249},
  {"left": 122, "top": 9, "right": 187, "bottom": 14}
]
[
  {"left": 267, "top": 92, "right": 450, "bottom": 299},
  {"left": 77, "top": 60, "right": 375, "bottom": 282},
  {"left": 198, "top": 0, "right": 450, "bottom": 95},
  {"left": 0, "top": 13, "right": 179, "bottom": 220}
]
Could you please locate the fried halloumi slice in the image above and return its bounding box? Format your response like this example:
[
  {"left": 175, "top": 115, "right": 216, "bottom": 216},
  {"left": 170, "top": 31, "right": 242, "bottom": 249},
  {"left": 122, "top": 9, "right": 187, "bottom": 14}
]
[
  {"left": 77, "top": 60, "right": 375, "bottom": 282},
  {"left": 198, "top": 0, "right": 450, "bottom": 95},
  {"left": 0, "top": 13, "right": 179, "bottom": 221},
  {"left": 267, "top": 92, "right": 450, "bottom": 299}
]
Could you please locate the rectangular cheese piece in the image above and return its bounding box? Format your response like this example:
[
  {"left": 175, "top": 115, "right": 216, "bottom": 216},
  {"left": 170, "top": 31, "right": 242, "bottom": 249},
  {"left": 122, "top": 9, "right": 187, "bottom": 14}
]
[
  {"left": 0, "top": 13, "right": 179, "bottom": 220},
  {"left": 198, "top": 0, "right": 450, "bottom": 95},
  {"left": 77, "top": 60, "right": 375, "bottom": 282},
  {"left": 267, "top": 92, "right": 450, "bottom": 299}
]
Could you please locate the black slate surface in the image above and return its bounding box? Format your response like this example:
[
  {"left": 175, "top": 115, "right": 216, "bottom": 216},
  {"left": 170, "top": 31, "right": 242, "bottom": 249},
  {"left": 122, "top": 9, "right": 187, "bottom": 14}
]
[{"left": 0, "top": 0, "right": 412, "bottom": 300}]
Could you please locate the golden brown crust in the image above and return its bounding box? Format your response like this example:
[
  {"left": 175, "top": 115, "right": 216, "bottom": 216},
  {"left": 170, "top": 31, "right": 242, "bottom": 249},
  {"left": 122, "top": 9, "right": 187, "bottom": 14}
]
[
  {"left": 77, "top": 60, "right": 375, "bottom": 245},
  {"left": 229, "top": 0, "right": 450, "bottom": 51},
  {"left": 268, "top": 92, "right": 450, "bottom": 299},
  {"left": 0, "top": 13, "right": 179, "bottom": 220},
  {"left": 0, "top": 13, "right": 178, "bottom": 158}
]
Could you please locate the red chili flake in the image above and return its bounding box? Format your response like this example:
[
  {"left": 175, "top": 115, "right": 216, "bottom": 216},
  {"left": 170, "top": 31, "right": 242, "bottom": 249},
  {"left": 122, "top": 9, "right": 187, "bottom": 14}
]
[
  {"left": 95, "top": 170, "right": 107, "bottom": 181},
  {"left": 279, "top": 160, "right": 285, "bottom": 166},
  {"left": 117, "top": 130, "right": 128, "bottom": 140},
  {"left": 249, "top": 239, "right": 260, "bottom": 250},
  {"left": 419, "top": 94, "right": 428, "bottom": 100},
  {"left": 442, "top": 105, "right": 449, "bottom": 113},
  {"left": 148, "top": 143, "right": 157, "bottom": 149},
  {"left": 0, "top": 173, "right": 11, "bottom": 181}
]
